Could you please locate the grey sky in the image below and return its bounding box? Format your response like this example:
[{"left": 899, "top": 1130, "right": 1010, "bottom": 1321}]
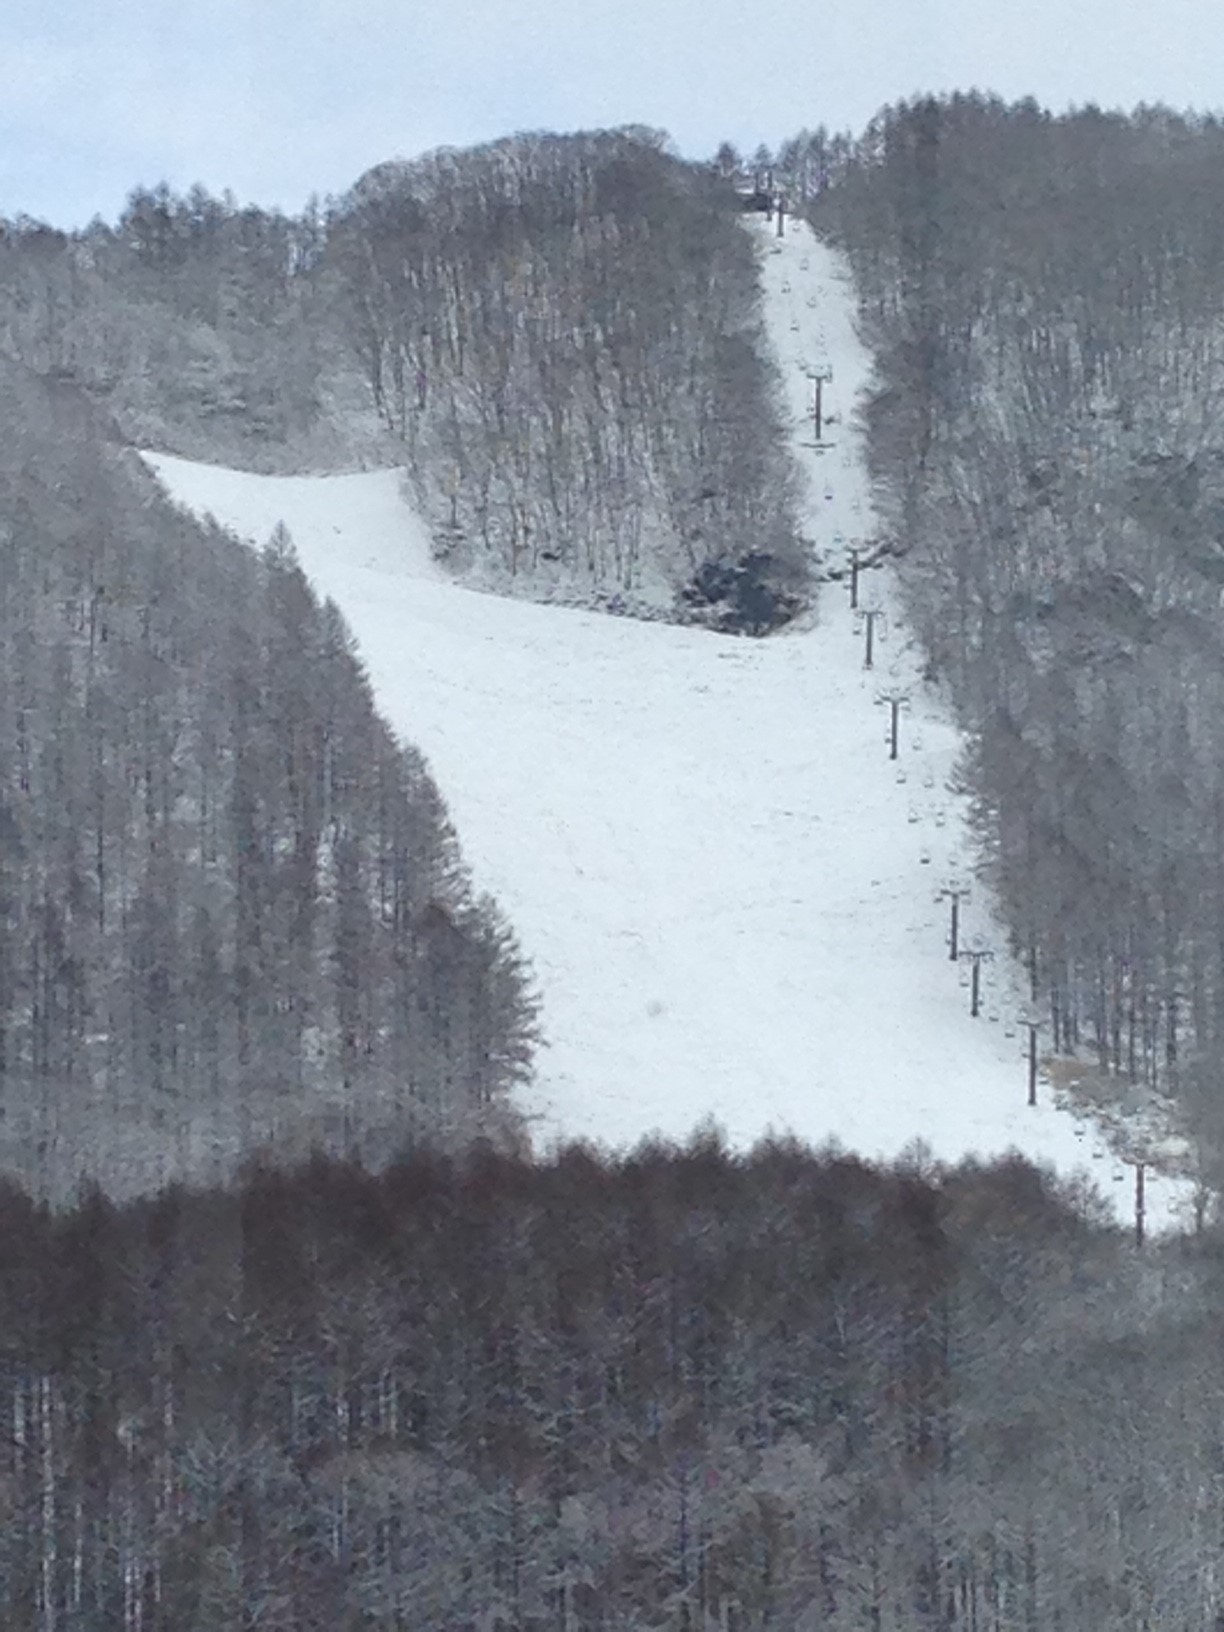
[{"left": 4, "top": 0, "right": 1220, "bottom": 226}]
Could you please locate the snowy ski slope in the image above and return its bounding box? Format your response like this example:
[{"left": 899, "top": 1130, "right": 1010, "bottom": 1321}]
[{"left": 142, "top": 215, "right": 1195, "bottom": 1231}]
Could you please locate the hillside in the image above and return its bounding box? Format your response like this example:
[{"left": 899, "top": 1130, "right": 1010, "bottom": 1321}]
[
  {"left": 803, "top": 95, "right": 1224, "bottom": 1194},
  {"left": 144, "top": 214, "right": 1197, "bottom": 1231},
  {"left": 1, "top": 130, "right": 809, "bottom": 626},
  {"left": 332, "top": 131, "right": 808, "bottom": 621},
  {"left": 6, "top": 105, "right": 1224, "bottom": 1632},
  {"left": 0, "top": 355, "right": 536, "bottom": 1202}
]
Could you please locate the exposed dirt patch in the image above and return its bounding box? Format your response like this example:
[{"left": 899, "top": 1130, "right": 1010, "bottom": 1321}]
[{"left": 1043, "top": 1055, "right": 1195, "bottom": 1182}]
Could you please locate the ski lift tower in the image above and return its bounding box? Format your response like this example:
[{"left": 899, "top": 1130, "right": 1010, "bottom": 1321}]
[
  {"left": 854, "top": 606, "right": 886, "bottom": 670},
  {"left": 807, "top": 363, "right": 834, "bottom": 447},
  {"left": 1017, "top": 1003, "right": 1046, "bottom": 1106},
  {"left": 959, "top": 938, "right": 995, "bottom": 1019}
]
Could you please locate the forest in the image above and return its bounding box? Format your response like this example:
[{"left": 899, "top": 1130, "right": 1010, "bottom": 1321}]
[
  {"left": 0, "top": 1137, "right": 1218, "bottom": 1631},
  {"left": 799, "top": 96, "right": 1224, "bottom": 1190},
  {"left": 0, "top": 354, "right": 536, "bottom": 1201},
  {"left": 0, "top": 128, "right": 809, "bottom": 633}
]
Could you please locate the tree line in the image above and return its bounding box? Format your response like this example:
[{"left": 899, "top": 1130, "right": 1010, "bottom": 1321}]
[
  {"left": 0, "top": 183, "right": 341, "bottom": 467},
  {"left": 0, "top": 129, "right": 810, "bottom": 633},
  {"left": 0, "top": 1133, "right": 1217, "bottom": 1629},
  {"left": 804, "top": 94, "right": 1224, "bottom": 1186},
  {"left": 0, "top": 356, "right": 537, "bottom": 1202}
]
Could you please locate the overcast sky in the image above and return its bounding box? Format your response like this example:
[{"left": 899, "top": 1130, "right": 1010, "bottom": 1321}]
[{"left": 4, "top": 0, "right": 1221, "bottom": 226}]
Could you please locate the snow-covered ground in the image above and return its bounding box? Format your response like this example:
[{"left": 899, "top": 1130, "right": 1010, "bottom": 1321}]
[{"left": 142, "top": 215, "right": 1197, "bottom": 1232}]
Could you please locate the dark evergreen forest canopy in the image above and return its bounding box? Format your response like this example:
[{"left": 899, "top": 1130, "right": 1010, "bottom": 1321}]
[{"left": 0, "top": 1137, "right": 1218, "bottom": 1630}]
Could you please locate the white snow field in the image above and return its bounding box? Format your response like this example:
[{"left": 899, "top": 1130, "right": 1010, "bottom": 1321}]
[{"left": 142, "top": 214, "right": 1196, "bottom": 1231}]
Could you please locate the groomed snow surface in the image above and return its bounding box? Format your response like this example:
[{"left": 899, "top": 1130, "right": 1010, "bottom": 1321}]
[{"left": 143, "top": 216, "right": 1197, "bottom": 1233}]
